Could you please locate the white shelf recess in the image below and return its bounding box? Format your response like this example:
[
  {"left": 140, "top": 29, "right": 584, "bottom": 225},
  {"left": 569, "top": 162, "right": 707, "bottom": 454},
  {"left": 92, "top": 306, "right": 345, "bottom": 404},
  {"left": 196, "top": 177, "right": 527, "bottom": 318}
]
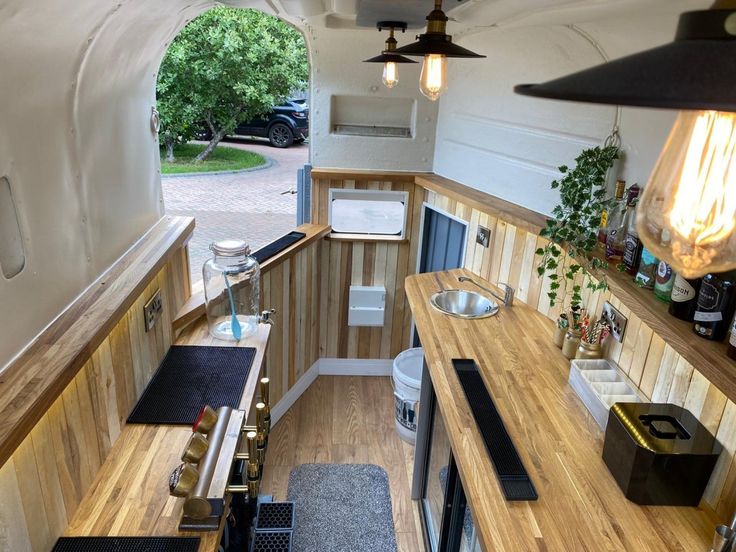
[{"left": 568, "top": 359, "right": 647, "bottom": 430}]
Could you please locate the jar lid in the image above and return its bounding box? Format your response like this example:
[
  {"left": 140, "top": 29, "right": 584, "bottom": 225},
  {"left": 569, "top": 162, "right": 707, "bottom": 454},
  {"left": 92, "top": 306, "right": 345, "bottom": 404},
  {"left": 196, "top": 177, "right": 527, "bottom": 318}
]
[{"left": 210, "top": 239, "right": 250, "bottom": 257}]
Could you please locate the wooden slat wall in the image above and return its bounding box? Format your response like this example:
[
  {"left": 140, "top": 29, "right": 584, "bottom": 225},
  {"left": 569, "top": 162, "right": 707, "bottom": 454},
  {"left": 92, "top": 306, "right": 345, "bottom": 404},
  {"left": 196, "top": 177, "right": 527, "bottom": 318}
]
[
  {"left": 0, "top": 248, "right": 190, "bottom": 552},
  {"left": 423, "top": 188, "right": 736, "bottom": 520},
  {"left": 260, "top": 241, "right": 322, "bottom": 406},
  {"left": 311, "top": 178, "right": 423, "bottom": 360}
]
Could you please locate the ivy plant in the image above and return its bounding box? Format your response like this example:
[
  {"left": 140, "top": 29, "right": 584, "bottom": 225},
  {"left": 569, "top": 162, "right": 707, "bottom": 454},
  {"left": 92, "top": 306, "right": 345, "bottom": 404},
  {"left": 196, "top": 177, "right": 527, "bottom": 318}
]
[{"left": 536, "top": 145, "right": 620, "bottom": 309}]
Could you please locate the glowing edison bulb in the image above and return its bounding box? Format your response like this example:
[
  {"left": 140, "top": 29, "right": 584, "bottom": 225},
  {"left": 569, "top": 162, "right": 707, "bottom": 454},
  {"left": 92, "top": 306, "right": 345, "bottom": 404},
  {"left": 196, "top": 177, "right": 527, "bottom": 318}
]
[
  {"left": 382, "top": 61, "right": 399, "bottom": 88},
  {"left": 637, "top": 110, "right": 736, "bottom": 278},
  {"left": 419, "top": 54, "right": 447, "bottom": 101}
]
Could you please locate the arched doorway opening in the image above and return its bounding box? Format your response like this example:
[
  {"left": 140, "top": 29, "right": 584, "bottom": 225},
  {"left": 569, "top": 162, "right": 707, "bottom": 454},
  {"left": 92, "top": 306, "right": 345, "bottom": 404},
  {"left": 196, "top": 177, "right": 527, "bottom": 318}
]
[{"left": 156, "top": 6, "right": 310, "bottom": 282}]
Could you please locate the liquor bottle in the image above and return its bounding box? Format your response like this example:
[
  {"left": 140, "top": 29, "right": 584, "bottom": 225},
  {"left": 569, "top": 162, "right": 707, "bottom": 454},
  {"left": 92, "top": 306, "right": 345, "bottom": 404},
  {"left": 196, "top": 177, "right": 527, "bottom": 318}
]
[
  {"left": 622, "top": 197, "right": 643, "bottom": 275},
  {"left": 669, "top": 275, "right": 701, "bottom": 321},
  {"left": 634, "top": 248, "right": 658, "bottom": 290},
  {"left": 693, "top": 272, "right": 736, "bottom": 341},
  {"left": 727, "top": 313, "right": 736, "bottom": 361},
  {"left": 604, "top": 180, "right": 628, "bottom": 261},
  {"left": 654, "top": 261, "right": 675, "bottom": 302}
]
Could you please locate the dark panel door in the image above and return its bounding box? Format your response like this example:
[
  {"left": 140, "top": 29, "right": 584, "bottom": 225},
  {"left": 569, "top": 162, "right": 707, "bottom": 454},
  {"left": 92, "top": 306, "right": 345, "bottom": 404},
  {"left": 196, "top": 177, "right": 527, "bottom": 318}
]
[{"left": 419, "top": 207, "right": 467, "bottom": 274}]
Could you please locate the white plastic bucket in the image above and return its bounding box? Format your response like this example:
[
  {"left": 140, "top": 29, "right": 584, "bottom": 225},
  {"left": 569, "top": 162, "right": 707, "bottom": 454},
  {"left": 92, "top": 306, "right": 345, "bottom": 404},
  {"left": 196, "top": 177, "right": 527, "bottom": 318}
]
[{"left": 392, "top": 347, "right": 423, "bottom": 444}]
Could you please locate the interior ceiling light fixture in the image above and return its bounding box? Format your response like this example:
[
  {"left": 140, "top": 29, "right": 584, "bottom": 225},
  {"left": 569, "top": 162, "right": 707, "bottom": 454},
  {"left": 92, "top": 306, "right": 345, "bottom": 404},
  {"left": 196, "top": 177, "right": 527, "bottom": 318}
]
[
  {"left": 514, "top": 1, "right": 736, "bottom": 278},
  {"left": 393, "top": 0, "right": 485, "bottom": 101},
  {"left": 364, "top": 22, "right": 417, "bottom": 89}
]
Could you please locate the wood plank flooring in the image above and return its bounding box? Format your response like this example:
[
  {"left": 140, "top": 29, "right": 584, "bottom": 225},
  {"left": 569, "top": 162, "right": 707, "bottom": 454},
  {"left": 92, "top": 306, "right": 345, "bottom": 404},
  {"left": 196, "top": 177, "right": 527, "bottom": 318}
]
[{"left": 261, "top": 376, "right": 424, "bottom": 552}]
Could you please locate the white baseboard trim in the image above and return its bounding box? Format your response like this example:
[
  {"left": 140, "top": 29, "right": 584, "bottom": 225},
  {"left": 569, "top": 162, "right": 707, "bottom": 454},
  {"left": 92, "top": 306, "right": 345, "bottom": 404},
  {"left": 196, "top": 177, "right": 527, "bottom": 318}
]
[
  {"left": 269, "top": 358, "right": 394, "bottom": 425},
  {"left": 318, "top": 358, "right": 394, "bottom": 376},
  {"left": 269, "top": 360, "right": 320, "bottom": 426}
]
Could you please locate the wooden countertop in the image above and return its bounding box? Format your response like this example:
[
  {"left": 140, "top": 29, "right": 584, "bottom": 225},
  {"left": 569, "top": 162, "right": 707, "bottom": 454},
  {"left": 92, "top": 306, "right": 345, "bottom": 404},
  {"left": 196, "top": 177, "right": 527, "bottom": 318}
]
[
  {"left": 406, "top": 269, "right": 717, "bottom": 552},
  {"left": 64, "top": 323, "right": 270, "bottom": 552}
]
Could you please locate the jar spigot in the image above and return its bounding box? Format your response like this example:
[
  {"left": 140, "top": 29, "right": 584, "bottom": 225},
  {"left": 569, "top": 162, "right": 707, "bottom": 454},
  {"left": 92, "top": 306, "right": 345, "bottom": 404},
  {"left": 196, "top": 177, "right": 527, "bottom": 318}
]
[{"left": 259, "top": 309, "right": 276, "bottom": 325}]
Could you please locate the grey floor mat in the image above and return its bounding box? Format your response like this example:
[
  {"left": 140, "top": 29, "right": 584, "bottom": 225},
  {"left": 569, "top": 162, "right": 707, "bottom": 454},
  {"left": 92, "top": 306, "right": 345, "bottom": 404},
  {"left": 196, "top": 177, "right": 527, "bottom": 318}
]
[{"left": 287, "top": 464, "right": 398, "bottom": 552}]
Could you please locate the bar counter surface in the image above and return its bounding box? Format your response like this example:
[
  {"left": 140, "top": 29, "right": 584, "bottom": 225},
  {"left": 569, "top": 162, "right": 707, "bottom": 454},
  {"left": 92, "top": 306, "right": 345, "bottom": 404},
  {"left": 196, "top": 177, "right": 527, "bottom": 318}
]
[
  {"left": 63, "top": 323, "right": 270, "bottom": 552},
  {"left": 406, "top": 268, "right": 717, "bottom": 551}
]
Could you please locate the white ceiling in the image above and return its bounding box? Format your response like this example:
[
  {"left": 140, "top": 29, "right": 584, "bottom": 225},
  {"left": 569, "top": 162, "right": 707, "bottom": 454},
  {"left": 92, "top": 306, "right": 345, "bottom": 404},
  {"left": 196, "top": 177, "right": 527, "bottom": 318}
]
[{"left": 271, "top": 0, "right": 709, "bottom": 31}]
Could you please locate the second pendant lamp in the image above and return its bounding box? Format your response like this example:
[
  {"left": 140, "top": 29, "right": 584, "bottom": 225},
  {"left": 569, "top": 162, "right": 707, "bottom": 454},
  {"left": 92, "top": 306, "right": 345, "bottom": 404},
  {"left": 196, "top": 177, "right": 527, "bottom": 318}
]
[
  {"left": 363, "top": 22, "right": 417, "bottom": 89},
  {"left": 393, "top": 0, "right": 485, "bottom": 100}
]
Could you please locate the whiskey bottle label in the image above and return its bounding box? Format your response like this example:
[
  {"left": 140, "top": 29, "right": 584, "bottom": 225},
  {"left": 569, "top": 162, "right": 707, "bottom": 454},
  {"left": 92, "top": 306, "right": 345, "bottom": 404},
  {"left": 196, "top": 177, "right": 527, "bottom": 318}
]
[
  {"left": 622, "top": 233, "right": 640, "bottom": 267},
  {"left": 671, "top": 275, "right": 696, "bottom": 303},
  {"left": 730, "top": 317, "right": 736, "bottom": 347},
  {"left": 694, "top": 311, "right": 723, "bottom": 322}
]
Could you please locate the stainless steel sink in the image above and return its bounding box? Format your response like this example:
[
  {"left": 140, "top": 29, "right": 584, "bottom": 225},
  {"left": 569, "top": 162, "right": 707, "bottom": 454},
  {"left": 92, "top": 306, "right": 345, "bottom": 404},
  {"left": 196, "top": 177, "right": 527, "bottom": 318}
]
[{"left": 429, "top": 290, "right": 499, "bottom": 319}]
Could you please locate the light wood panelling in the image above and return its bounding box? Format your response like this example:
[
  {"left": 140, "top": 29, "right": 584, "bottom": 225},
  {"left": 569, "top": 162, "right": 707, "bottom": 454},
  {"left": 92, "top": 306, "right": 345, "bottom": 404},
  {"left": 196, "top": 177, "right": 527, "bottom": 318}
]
[
  {"left": 0, "top": 247, "right": 191, "bottom": 552},
  {"left": 0, "top": 215, "right": 193, "bottom": 469},
  {"left": 260, "top": 240, "right": 323, "bottom": 406},
  {"left": 311, "top": 177, "right": 423, "bottom": 359}
]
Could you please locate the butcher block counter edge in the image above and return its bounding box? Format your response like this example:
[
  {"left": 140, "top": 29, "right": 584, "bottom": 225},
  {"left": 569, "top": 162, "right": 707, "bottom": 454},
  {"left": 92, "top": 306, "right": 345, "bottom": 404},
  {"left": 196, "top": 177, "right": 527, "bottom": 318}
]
[
  {"left": 406, "top": 268, "right": 717, "bottom": 552},
  {"left": 63, "top": 323, "right": 270, "bottom": 552}
]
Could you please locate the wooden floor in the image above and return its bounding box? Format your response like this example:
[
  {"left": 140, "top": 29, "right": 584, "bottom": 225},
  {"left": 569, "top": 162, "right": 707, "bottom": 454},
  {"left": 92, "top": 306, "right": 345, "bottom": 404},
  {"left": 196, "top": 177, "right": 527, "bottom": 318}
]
[{"left": 261, "top": 375, "right": 424, "bottom": 552}]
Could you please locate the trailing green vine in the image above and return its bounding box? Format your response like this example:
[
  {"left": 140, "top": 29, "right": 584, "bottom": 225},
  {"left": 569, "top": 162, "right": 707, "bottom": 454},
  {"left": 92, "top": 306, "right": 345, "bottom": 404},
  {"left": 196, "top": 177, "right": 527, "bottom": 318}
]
[{"left": 536, "top": 145, "right": 620, "bottom": 309}]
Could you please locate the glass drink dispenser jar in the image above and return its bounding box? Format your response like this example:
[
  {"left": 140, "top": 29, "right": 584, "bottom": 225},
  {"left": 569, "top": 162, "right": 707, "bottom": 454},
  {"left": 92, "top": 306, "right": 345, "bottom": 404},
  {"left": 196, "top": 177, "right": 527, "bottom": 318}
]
[{"left": 203, "top": 239, "right": 260, "bottom": 341}]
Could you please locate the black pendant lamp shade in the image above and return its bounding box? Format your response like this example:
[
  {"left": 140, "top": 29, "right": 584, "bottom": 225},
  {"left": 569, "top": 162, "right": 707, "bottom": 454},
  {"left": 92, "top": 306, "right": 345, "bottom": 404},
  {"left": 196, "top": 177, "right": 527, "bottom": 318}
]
[
  {"left": 363, "top": 52, "right": 417, "bottom": 64},
  {"left": 392, "top": 0, "right": 486, "bottom": 58},
  {"left": 514, "top": 9, "right": 736, "bottom": 111},
  {"left": 364, "top": 21, "right": 417, "bottom": 64}
]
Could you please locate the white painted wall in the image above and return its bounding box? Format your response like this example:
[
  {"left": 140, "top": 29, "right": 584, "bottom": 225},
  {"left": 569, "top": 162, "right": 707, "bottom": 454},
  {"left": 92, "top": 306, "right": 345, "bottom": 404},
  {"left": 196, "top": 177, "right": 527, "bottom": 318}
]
[
  {"left": 305, "top": 26, "right": 438, "bottom": 171},
  {"left": 0, "top": 0, "right": 217, "bottom": 369},
  {"left": 432, "top": 0, "right": 707, "bottom": 216}
]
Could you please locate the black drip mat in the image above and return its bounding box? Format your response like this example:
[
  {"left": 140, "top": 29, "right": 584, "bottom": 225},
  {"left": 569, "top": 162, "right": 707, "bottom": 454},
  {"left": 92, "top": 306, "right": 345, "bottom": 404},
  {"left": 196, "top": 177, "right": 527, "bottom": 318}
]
[
  {"left": 256, "top": 502, "right": 295, "bottom": 531},
  {"left": 127, "top": 346, "right": 255, "bottom": 425},
  {"left": 251, "top": 531, "right": 292, "bottom": 552},
  {"left": 52, "top": 536, "right": 200, "bottom": 552},
  {"left": 453, "top": 358, "right": 538, "bottom": 501},
  {"left": 252, "top": 231, "right": 306, "bottom": 264}
]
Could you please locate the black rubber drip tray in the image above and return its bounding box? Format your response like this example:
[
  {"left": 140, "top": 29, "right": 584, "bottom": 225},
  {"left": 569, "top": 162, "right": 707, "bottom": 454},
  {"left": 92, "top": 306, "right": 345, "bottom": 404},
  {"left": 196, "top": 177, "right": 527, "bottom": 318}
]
[
  {"left": 253, "top": 231, "right": 305, "bottom": 264},
  {"left": 127, "top": 345, "right": 255, "bottom": 425},
  {"left": 52, "top": 537, "right": 200, "bottom": 552},
  {"left": 453, "top": 358, "right": 538, "bottom": 501}
]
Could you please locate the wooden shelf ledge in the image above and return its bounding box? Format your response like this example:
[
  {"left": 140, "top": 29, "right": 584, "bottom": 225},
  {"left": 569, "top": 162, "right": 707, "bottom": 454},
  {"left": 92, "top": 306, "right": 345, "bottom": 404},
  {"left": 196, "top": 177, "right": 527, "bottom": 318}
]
[
  {"left": 601, "top": 262, "right": 736, "bottom": 400},
  {"left": 0, "top": 215, "right": 195, "bottom": 469},
  {"left": 173, "top": 223, "right": 331, "bottom": 332}
]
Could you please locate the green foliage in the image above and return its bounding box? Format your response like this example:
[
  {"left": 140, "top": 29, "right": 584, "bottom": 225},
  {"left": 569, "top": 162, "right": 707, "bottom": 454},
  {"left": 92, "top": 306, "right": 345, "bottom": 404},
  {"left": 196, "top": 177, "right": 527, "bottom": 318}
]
[
  {"left": 536, "top": 145, "right": 619, "bottom": 309},
  {"left": 156, "top": 7, "right": 309, "bottom": 160}
]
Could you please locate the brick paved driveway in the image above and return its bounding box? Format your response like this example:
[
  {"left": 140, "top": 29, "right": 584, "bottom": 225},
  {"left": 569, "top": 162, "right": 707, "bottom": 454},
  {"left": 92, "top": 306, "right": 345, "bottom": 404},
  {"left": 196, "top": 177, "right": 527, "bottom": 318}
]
[{"left": 162, "top": 138, "right": 307, "bottom": 282}]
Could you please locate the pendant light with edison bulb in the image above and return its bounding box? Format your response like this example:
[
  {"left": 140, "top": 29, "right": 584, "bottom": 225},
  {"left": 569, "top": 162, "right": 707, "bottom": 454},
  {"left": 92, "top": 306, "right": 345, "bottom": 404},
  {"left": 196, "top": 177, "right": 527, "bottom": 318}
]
[
  {"left": 363, "top": 23, "right": 417, "bottom": 90},
  {"left": 392, "top": 0, "right": 485, "bottom": 101},
  {"left": 515, "top": 3, "right": 736, "bottom": 278}
]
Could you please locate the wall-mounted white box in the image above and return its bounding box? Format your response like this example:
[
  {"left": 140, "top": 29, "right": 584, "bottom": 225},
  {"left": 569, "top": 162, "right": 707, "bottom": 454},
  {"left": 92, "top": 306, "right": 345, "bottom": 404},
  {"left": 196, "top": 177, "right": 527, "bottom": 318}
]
[{"left": 348, "top": 285, "right": 386, "bottom": 327}]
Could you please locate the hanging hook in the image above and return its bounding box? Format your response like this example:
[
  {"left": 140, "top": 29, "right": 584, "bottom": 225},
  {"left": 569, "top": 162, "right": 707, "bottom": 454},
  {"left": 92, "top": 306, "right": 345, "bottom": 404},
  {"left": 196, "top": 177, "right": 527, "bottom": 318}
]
[{"left": 604, "top": 125, "right": 621, "bottom": 149}]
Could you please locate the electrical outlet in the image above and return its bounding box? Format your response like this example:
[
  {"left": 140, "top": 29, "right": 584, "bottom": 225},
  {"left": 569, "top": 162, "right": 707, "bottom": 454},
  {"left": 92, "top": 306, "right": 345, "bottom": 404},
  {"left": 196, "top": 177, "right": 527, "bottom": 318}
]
[
  {"left": 601, "top": 301, "right": 627, "bottom": 343},
  {"left": 477, "top": 226, "right": 490, "bottom": 248},
  {"left": 144, "top": 289, "right": 163, "bottom": 332}
]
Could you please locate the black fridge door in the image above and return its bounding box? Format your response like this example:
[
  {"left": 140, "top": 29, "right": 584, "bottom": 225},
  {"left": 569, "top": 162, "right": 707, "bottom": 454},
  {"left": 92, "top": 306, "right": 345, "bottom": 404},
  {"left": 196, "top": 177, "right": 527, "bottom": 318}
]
[{"left": 418, "top": 375, "right": 480, "bottom": 552}]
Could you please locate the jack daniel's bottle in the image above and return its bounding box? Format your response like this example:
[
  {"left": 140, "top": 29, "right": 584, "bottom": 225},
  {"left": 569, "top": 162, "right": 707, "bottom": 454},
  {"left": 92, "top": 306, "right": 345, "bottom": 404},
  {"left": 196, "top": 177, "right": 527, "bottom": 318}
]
[
  {"left": 669, "top": 275, "right": 701, "bottom": 321},
  {"left": 693, "top": 272, "right": 736, "bottom": 341}
]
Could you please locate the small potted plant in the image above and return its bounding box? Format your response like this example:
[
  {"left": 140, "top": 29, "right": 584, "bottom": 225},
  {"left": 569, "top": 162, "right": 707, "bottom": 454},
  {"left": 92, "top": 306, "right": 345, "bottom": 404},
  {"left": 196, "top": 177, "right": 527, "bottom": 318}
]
[{"left": 536, "top": 145, "right": 620, "bottom": 322}]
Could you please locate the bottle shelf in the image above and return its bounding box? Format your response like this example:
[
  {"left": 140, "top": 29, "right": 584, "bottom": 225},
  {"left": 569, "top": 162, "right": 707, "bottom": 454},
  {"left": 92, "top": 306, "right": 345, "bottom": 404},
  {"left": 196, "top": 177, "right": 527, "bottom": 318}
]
[{"left": 601, "top": 261, "right": 736, "bottom": 401}]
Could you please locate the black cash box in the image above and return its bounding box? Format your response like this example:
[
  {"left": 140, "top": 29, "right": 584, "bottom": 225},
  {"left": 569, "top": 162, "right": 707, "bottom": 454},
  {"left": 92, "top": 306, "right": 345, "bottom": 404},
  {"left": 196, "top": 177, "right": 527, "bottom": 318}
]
[{"left": 602, "top": 402, "right": 722, "bottom": 506}]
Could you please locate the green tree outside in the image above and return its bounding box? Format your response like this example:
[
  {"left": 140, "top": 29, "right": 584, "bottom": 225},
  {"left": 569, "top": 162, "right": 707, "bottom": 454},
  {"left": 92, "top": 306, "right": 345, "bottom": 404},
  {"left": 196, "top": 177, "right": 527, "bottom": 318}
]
[{"left": 156, "top": 7, "right": 308, "bottom": 162}]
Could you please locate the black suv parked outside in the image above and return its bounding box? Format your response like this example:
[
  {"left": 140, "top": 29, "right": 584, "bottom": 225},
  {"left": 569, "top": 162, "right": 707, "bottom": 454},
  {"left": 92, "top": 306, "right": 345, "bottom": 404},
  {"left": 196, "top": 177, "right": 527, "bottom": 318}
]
[
  {"left": 197, "top": 99, "right": 308, "bottom": 148},
  {"left": 239, "top": 99, "right": 311, "bottom": 148}
]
